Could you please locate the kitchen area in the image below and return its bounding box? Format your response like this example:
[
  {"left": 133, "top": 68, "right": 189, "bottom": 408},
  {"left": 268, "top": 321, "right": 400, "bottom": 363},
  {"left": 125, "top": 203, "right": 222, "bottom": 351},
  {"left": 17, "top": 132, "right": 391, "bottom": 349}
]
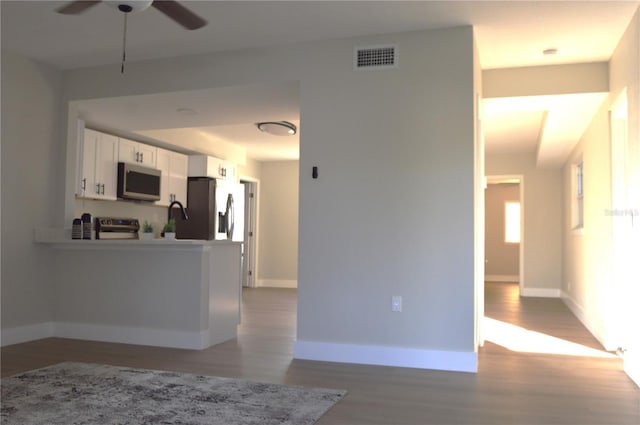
[
  {"left": 29, "top": 80, "right": 300, "bottom": 351},
  {"left": 37, "top": 123, "right": 248, "bottom": 350}
]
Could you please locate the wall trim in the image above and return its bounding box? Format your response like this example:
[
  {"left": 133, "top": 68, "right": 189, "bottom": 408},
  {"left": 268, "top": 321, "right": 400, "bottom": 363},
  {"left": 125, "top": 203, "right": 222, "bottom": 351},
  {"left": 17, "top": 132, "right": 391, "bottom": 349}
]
[
  {"left": 624, "top": 357, "right": 640, "bottom": 389},
  {"left": 293, "top": 340, "right": 477, "bottom": 373},
  {"left": 257, "top": 279, "right": 298, "bottom": 288},
  {"left": 1, "top": 322, "right": 55, "bottom": 347},
  {"left": 520, "top": 288, "right": 561, "bottom": 298},
  {"left": 55, "top": 322, "right": 209, "bottom": 350},
  {"left": 561, "top": 291, "right": 617, "bottom": 351},
  {"left": 485, "top": 274, "right": 519, "bottom": 283}
]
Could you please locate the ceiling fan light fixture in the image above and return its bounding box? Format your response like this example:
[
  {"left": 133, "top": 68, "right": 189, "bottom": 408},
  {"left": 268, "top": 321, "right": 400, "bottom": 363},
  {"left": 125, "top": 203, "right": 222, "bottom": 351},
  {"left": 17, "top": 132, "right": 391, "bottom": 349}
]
[
  {"left": 104, "top": 0, "right": 153, "bottom": 14},
  {"left": 256, "top": 121, "right": 297, "bottom": 136}
]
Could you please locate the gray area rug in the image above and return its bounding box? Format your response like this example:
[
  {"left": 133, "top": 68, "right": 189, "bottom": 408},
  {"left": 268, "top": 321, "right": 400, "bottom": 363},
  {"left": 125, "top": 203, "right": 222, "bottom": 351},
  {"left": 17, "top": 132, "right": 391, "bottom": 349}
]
[{"left": 1, "top": 362, "right": 346, "bottom": 425}]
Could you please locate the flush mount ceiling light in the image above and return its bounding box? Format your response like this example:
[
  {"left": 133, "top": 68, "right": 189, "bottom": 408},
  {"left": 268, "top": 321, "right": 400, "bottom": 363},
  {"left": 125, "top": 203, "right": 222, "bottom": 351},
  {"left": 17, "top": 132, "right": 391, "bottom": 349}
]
[
  {"left": 543, "top": 48, "right": 558, "bottom": 56},
  {"left": 256, "top": 121, "right": 297, "bottom": 136}
]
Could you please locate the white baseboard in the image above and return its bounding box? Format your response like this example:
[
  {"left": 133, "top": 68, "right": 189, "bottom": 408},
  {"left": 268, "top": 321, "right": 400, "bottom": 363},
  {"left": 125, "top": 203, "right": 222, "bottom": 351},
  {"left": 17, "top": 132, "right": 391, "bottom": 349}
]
[
  {"left": 1, "top": 321, "right": 230, "bottom": 350},
  {"left": 293, "top": 340, "right": 477, "bottom": 373},
  {"left": 55, "top": 322, "right": 210, "bottom": 350},
  {"left": 624, "top": 355, "right": 640, "bottom": 389},
  {"left": 561, "top": 290, "right": 587, "bottom": 324},
  {"left": 1, "top": 322, "right": 55, "bottom": 347},
  {"left": 520, "top": 288, "right": 561, "bottom": 298},
  {"left": 561, "top": 291, "right": 617, "bottom": 351},
  {"left": 257, "top": 279, "right": 298, "bottom": 288},
  {"left": 485, "top": 274, "right": 519, "bottom": 283}
]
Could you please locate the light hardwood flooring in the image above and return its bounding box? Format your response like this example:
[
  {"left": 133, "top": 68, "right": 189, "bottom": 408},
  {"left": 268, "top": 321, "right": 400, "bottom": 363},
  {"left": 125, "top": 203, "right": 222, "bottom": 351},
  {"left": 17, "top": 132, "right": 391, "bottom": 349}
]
[{"left": 2, "top": 283, "right": 639, "bottom": 424}]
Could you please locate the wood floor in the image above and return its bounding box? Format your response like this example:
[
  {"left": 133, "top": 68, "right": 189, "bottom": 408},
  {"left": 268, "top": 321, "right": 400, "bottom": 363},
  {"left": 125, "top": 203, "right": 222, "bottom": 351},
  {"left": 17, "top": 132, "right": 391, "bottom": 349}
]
[{"left": 2, "top": 283, "right": 639, "bottom": 424}]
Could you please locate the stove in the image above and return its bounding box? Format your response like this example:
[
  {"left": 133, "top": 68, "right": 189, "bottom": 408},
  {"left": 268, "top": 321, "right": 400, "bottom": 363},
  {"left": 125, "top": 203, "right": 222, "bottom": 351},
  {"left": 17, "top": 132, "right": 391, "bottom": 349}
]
[{"left": 95, "top": 217, "right": 140, "bottom": 240}]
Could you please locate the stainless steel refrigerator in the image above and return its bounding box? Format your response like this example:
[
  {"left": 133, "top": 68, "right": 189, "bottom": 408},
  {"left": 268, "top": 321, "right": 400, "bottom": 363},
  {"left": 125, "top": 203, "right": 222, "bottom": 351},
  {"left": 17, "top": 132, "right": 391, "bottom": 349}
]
[{"left": 174, "top": 177, "right": 244, "bottom": 241}]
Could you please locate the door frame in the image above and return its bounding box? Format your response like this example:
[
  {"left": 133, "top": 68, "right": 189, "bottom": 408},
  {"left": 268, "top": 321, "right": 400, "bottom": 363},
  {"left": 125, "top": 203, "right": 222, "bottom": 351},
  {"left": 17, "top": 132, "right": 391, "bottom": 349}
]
[
  {"left": 240, "top": 177, "right": 259, "bottom": 289},
  {"left": 485, "top": 175, "right": 525, "bottom": 294}
]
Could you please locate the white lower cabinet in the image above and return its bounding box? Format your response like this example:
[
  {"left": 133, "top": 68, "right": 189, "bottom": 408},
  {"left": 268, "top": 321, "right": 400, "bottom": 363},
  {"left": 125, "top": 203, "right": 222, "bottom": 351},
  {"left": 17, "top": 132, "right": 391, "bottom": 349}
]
[
  {"left": 157, "top": 148, "right": 188, "bottom": 206},
  {"left": 78, "top": 129, "right": 118, "bottom": 200}
]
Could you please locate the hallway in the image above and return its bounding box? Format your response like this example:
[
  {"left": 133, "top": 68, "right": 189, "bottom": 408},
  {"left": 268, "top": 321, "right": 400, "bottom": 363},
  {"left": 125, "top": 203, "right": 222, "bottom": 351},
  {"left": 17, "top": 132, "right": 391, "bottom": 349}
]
[{"left": 479, "top": 282, "right": 639, "bottom": 423}]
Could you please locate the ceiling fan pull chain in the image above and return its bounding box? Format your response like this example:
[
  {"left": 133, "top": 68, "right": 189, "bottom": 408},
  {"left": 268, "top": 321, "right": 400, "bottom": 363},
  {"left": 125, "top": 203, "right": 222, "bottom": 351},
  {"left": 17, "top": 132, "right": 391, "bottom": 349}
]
[{"left": 121, "top": 12, "right": 128, "bottom": 74}]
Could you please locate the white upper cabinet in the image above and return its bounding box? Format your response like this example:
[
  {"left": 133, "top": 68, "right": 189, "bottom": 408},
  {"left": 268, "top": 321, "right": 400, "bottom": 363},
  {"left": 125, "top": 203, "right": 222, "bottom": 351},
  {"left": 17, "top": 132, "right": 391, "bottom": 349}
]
[
  {"left": 156, "top": 148, "right": 189, "bottom": 206},
  {"left": 188, "top": 155, "right": 238, "bottom": 182},
  {"left": 78, "top": 129, "right": 118, "bottom": 200},
  {"left": 118, "top": 137, "right": 156, "bottom": 167}
]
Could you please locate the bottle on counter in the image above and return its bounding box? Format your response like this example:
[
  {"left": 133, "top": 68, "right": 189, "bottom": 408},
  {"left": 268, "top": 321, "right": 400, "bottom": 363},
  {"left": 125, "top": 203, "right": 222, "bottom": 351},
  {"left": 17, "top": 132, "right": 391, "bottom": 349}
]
[
  {"left": 81, "top": 213, "right": 93, "bottom": 240},
  {"left": 72, "top": 218, "right": 82, "bottom": 239}
]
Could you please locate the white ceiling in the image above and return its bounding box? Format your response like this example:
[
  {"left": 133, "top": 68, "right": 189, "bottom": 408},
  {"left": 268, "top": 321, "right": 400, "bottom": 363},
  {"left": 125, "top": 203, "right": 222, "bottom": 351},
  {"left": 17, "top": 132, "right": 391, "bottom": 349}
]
[
  {"left": 2, "top": 1, "right": 638, "bottom": 164},
  {"left": 483, "top": 92, "right": 609, "bottom": 167},
  {"left": 73, "top": 82, "right": 301, "bottom": 161}
]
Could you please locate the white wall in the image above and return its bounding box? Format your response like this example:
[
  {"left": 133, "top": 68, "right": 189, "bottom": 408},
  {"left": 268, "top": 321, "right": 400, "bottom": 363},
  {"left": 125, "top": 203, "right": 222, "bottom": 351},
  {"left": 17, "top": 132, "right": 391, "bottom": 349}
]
[
  {"left": 1, "top": 52, "right": 63, "bottom": 342},
  {"left": 238, "top": 156, "right": 262, "bottom": 181},
  {"left": 486, "top": 153, "right": 563, "bottom": 295},
  {"left": 562, "top": 8, "right": 640, "bottom": 386},
  {"left": 562, "top": 103, "right": 613, "bottom": 346},
  {"left": 257, "top": 161, "right": 298, "bottom": 287},
  {"left": 296, "top": 27, "right": 477, "bottom": 370},
  {"left": 483, "top": 62, "right": 609, "bottom": 98}
]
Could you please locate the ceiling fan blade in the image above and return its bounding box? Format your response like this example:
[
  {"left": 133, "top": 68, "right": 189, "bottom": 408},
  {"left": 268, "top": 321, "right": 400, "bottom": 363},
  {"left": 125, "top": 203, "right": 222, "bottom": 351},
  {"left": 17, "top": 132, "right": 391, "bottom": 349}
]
[
  {"left": 56, "top": 0, "right": 102, "bottom": 15},
  {"left": 152, "top": 0, "right": 207, "bottom": 30}
]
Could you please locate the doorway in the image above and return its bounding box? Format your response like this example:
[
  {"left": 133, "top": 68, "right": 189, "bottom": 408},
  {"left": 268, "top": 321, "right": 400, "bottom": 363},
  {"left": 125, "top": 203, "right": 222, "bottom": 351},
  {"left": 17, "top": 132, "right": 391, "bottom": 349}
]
[{"left": 484, "top": 176, "right": 524, "bottom": 291}]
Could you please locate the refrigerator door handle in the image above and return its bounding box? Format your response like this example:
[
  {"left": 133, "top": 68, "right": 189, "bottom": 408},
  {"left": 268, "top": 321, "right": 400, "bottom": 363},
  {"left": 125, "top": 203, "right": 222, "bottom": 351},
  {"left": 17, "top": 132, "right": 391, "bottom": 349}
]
[{"left": 226, "top": 193, "right": 234, "bottom": 239}]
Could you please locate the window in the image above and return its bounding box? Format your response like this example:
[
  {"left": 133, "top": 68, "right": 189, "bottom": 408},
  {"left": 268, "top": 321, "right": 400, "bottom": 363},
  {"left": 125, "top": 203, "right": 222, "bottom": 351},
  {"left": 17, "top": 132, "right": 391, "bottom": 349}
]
[
  {"left": 573, "top": 161, "right": 584, "bottom": 229},
  {"left": 505, "top": 202, "right": 521, "bottom": 244}
]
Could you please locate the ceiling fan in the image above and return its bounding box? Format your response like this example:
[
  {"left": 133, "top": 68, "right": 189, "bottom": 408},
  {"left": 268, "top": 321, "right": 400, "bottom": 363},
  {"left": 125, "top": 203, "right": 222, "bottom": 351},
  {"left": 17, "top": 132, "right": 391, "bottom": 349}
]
[
  {"left": 56, "top": 0, "right": 207, "bottom": 30},
  {"left": 56, "top": 1, "right": 207, "bottom": 72}
]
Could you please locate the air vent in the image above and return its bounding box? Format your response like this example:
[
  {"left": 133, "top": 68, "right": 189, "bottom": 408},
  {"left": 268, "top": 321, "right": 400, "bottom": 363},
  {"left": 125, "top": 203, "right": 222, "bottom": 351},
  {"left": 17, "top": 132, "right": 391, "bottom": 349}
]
[{"left": 354, "top": 44, "right": 398, "bottom": 70}]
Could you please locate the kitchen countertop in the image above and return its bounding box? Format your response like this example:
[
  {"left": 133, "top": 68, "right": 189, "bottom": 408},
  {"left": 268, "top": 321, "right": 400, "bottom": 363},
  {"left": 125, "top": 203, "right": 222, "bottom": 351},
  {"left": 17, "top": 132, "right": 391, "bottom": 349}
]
[{"left": 34, "top": 228, "right": 241, "bottom": 251}]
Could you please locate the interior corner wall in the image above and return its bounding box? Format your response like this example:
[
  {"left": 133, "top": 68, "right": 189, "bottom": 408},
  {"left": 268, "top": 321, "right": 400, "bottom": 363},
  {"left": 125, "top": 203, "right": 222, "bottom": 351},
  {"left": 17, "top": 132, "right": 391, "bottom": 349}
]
[
  {"left": 1, "top": 51, "right": 63, "bottom": 344},
  {"left": 485, "top": 153, "right": 563, "bottom": 293},
  {"left": 257, "top": 160, "right": 298, "bottom": 287},
  {"left": 485, "top": 184, "right": 520, "bottom": 278},
  {"left": 238, "top": 156, "right": 262, "bottom": 181}
]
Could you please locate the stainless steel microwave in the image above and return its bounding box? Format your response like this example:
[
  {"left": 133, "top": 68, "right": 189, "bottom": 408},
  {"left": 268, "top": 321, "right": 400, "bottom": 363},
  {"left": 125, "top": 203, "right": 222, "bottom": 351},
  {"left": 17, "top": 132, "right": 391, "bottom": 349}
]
[{"left": 117, "top": 162, "right": 161, "bottom": 201}]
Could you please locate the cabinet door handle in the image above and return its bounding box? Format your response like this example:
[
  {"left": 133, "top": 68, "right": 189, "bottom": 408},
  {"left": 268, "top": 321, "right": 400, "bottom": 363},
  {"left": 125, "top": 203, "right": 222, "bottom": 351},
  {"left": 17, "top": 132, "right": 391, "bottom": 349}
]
[
  {"left": 140, "top": 152, "right": 144, "bottom": 162},
  {"left": 135, "top": 152, "right": 140, "bottom": 162},
  {"left": 101, "top": 184, "right": 105, "bottom": 195},
  {"left": 96, "top": 183, "right": 101, "bottom": 194},
  {"left": 81, "top": 178, "right": 86, "bottom": 192}
]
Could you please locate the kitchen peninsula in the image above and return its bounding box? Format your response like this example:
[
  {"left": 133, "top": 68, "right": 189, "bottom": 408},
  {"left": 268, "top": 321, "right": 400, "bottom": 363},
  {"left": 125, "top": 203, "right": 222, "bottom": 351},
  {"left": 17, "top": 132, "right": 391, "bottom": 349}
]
[{"left": 37, "top": 236, "right": 242, "bottom": 350}]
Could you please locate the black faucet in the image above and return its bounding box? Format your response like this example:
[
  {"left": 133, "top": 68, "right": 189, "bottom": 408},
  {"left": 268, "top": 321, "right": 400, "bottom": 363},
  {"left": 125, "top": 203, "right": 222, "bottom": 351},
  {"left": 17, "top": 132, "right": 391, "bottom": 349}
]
[{"left": 168, "top": 200, "right": 188, "bottom": 222}]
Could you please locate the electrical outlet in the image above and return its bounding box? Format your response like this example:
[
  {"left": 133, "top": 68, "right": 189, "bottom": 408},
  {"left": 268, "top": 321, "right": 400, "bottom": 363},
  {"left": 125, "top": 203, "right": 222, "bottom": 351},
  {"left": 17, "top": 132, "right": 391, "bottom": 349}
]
[{"left": 391, "top": 295, "right": 402, "bottom": 312}]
